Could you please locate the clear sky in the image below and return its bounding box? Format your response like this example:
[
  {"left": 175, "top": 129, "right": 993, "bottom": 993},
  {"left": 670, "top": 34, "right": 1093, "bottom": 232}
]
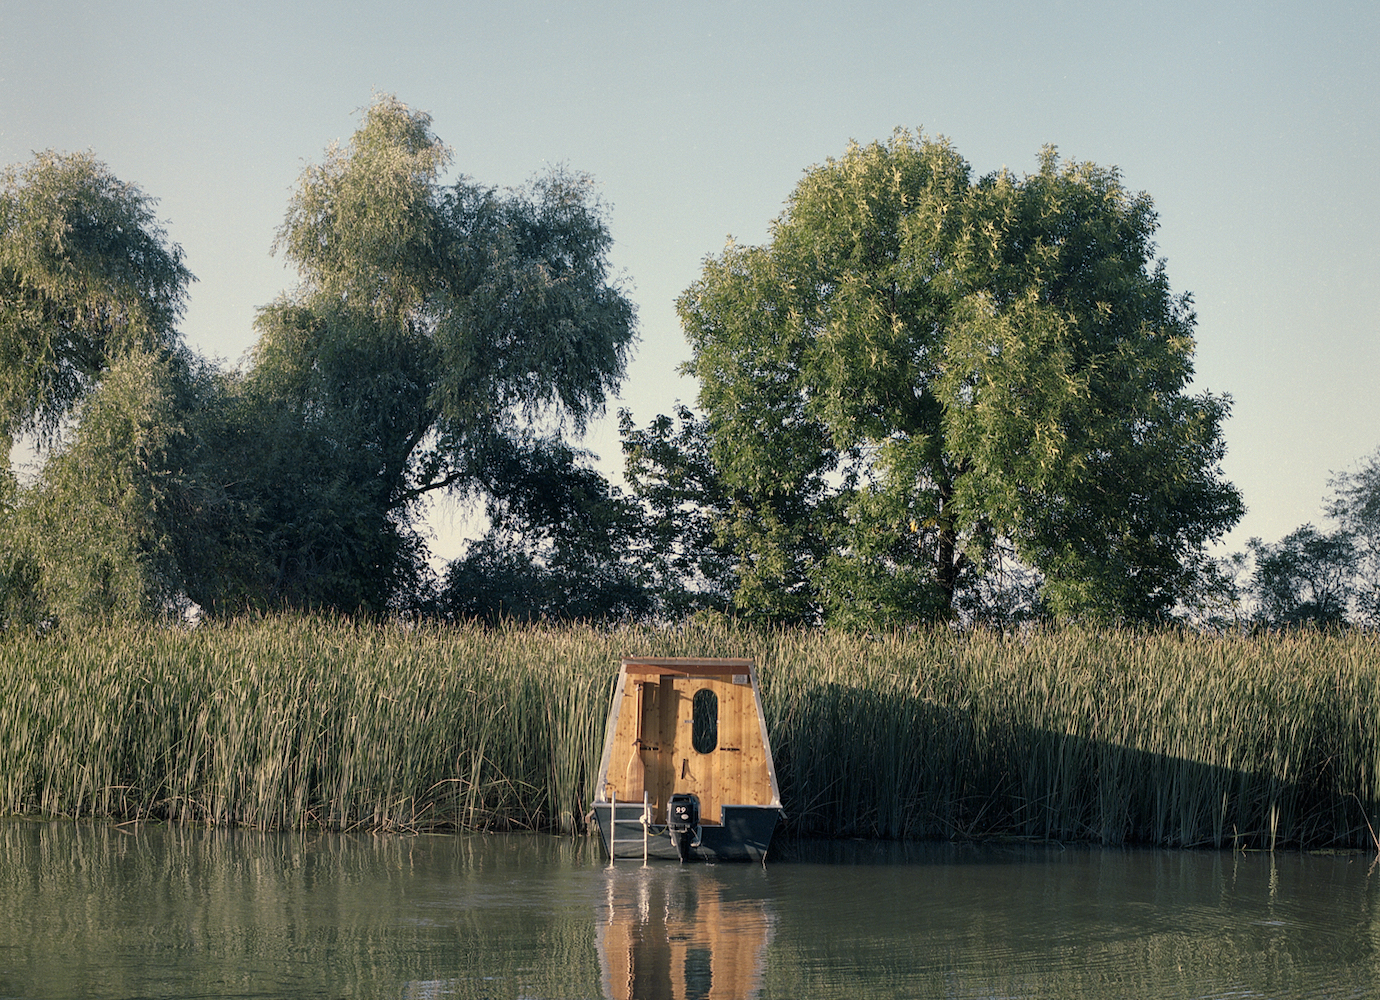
[{"left": 3, "top": 1, "right": 1376, "bottom": 562}]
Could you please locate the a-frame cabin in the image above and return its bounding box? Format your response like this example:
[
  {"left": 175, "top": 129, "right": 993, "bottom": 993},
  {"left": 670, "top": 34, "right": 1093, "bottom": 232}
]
[{"left": 592, "top": 657, "right": 783, "bottom": 862}]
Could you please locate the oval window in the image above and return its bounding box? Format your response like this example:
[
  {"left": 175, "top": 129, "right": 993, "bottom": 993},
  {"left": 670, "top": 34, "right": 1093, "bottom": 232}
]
[{"left": 691, "top": 688, "right": 718, "bottom": 754}]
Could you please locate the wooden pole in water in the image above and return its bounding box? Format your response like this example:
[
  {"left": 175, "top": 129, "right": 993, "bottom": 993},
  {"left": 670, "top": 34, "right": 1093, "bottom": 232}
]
[{"left": 624, "top": 681, "right": 645, "bottom": 801}]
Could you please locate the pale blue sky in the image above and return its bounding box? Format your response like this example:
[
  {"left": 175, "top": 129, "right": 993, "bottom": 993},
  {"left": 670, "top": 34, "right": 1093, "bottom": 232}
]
[{"left": 3, "top": 1, "right": 1376, "bottom": 561}]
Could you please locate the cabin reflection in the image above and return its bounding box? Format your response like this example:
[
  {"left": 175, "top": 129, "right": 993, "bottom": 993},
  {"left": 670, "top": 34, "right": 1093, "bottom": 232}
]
[{"left": 597, "top": 869, "right": 774, "bottom": 1000}]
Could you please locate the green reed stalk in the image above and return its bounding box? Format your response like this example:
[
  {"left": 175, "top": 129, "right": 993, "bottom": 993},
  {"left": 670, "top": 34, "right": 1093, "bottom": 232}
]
[
  {"left": 1, "top": 619, "right": 1378, "bottom": 847},
  {"left": 753, "top": 627, "right": 1380, "bottom": 848}
]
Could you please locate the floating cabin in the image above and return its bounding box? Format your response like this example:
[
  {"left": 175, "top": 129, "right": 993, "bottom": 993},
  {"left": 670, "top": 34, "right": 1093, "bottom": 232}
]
[{"left": 591, "top": 657, "right": 783, "bottom": 862}]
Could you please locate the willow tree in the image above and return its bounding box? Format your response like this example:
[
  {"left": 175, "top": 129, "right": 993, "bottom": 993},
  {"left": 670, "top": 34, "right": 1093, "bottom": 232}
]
[
  {"left": 1327, "top": 448, "right": 1380, "bottom": 627},
  {"left": 678, "top": 131, "right": 1242, "bottom": 625},
  {"left": 236, "top": 96, "right": 637, "bottom": 612},
  {"left": 0, "top": 151, "right": 204, "bottom": 627},
  {"left": 0, "top": 151, "right": 191, "bottom": 455}
]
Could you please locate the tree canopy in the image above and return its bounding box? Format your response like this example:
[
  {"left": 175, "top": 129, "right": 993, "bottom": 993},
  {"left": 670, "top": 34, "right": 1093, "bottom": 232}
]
[
  {"left": 0, "top": 151, "right": 192, "bottom": 453},
  {"left": 213, "top": 95, "right": 638, "bottom": 614},
  {"left": 1326, "top": 449, "right": 1380, "bottom": 627},
  {"left": 435, "top": 435, "right": 653, "bottom": 624},
  {"left": 0, "top": 151, "right": 206, "bottom": 627},
  {"left": 1, "top": 97, "right": 638, "bottom": 625},
  {"left": 1245, "top": 447, "right": 1380, "bottom": 630},
  {"left": 2, "top": 114, "right": 1261, "bottom": 631},
  {"left": 1248, "top": 526, "right": 1355, "bottom": 629},
  {"left": 677, "top": 131, "right": 1243, "bottom": 625}
]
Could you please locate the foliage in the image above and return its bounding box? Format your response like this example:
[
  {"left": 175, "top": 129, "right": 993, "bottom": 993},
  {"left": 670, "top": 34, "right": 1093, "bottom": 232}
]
[
  {"left": 1326, "top": 447, "right": 1380, "bottom": 627},
  {"left": 1169, "top": 549, "right": 1249, "bottom": 633},
  {"left": 618, "top": 404, "right": 737, "bottom": 619},
  {"left": 272, "top": 94, "right": 634, "bottom": 442},
  {"left": 0, "top": 462, "right": 35, "bottom": 627},
  {"left": 0, "top": 100, "right": 637, "bottom": 624},
  {"left": 3, "top": 117, "right": 1266, "bottom": 630},
  {"left": 0, "top": 349, "right": 256, "bottom": 627},
  {"left": 0, "top": 151, "right": 192, "bottom": 452},
  {"left": 238, "top": 95, "right": 637, "bottom": 614},
  {"left": 211, "top": 303, "right": 434, "bottom": 614},
  {"left": 679, "top": 132, "right": 1243, "bottom": 626},
  {"left": 1241, "top": 446, "right": 1380, "bottom": 631},
  {"left": 0, "top": 150, "right": 266, "bottom": 628},
  {"left": 6, "top": 350, "right": 193, "bottom": 623},
  {"left": 435, "top": 436, "right": 653, "bottom": 623},
  {"left": 1248, "top": 526, "right": 1356, "bottom": 629}
]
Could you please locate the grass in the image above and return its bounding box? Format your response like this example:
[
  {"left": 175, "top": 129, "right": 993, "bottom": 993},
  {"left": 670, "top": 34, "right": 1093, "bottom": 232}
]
[{"left": 1, "top": 618, "right": 1378, "bottom": 848}]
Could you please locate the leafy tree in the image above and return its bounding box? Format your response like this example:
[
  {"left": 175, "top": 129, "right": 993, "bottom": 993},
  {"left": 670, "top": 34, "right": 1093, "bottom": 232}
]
[
  {"left": 618, "top": 404, "right": 737, "bottom": 619},
  {"left": 1, "top": 96, "right": 637, "bottom": 624},
  {"left": 0, "top": 150, "right": 203, "bottom": 627},
  {"left": 1248, "top": 525, "right": 1356, "bottom": 628},
  {"left": 1169, "top": 549, "right": 1249, "bottom": 633},
  {"left": 1326, "top": 448, "right": 1380, "bottom": 627},
  {"left": 232, "top": 95, "right": 636, "bottom": 614},
  {"left": 435, "top": 436, "right": 652, "bottom": 623},
  {"left": 679, "top": 132, "right": 1242, "bottom": 625},
  {"left": 216, "top": 302, "right": 435, "bottom": 614},
  {"left": 1241, "top": 447, "right": 1380, "bottom": 631},
  {"left": 0, "top": 459, "right": 38, "bottom": 628},
  {"left": 0, "top": 151, "right": 191, "bottom": 454},
  {"left": 0, "top": 349, "right": 244, "bottom": 626}
]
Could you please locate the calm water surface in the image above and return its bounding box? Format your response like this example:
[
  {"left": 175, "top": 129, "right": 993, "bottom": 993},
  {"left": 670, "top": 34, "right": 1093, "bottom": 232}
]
[{"left": 1, "top": 819, "right": 1377, "bottom": 999}]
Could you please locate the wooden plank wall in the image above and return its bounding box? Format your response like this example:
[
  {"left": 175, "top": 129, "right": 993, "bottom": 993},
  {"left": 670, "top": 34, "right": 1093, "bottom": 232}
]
[{"left": 607, "top": 673, "right": 775, "bottom": 825}]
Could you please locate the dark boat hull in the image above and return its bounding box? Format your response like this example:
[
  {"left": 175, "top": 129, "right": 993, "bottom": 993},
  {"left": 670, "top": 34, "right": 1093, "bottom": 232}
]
[{"left": 593, "top": 802, "right": 782, "bottom": 863}]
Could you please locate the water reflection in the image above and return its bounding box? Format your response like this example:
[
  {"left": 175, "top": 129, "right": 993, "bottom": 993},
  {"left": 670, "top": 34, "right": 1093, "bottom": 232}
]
[
  {"left": 3, "top": 819, "right": 1380, "bottom": 999},
  {"left": 597, "top": 866, "right": 774, "bottom": 1000},
  {"left": 764, "top": 840, "right": 1380, "bottom": 999}
]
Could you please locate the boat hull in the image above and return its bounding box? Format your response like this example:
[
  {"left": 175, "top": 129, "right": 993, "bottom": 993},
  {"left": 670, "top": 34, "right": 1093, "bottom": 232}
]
[{"left": 593, "top": 802, "right": 782, "bottom": 863}]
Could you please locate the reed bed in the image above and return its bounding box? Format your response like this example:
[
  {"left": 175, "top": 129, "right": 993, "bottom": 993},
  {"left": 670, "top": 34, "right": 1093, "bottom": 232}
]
[
  {"left": 756, "top": 628, "right": 1380, "bottom": 848},
  {"left": 1, "top": 619, "right": 1378, "bottom": 848},
  {"left": 0, "top": 618, "right": 637, "bottom": 833}
]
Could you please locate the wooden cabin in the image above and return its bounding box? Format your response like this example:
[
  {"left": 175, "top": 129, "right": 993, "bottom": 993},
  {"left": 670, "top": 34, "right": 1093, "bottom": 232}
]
[{"left": 592, "top": 657, "right": 783, "bottom": 862}]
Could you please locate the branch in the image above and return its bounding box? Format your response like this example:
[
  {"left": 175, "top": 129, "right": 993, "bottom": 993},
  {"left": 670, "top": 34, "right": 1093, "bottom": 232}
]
[{"left": 393, "top": 469, "right": 469, "bottom": 508}]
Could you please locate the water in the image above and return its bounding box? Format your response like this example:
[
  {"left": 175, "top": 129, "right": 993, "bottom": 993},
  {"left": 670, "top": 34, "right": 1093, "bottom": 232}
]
[{"left": 1, "top": 819, "right": 1377, "bottom": 999}]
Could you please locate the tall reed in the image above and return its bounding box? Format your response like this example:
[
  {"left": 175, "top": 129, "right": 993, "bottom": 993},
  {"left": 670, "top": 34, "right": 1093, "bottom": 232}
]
[
  {"left": 754, "top": 627, "right": 1380, "bottom": 848},
  {"left": 2, "top": 619, "right": 1377, "bottom": 847},
  {"left": 0, "top": 617, "right": 644, "bottom": 832}
]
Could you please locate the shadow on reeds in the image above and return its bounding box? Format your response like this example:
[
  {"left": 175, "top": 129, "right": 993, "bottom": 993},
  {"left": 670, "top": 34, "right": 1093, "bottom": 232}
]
[{"left": 771, "top": 681, "right": 1380, "bottom": 850}]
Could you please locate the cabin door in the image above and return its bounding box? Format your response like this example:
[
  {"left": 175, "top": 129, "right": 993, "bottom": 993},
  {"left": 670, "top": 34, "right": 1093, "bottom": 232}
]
[{"left": 636, "top": 676, "right": 726, "bottom": 826}]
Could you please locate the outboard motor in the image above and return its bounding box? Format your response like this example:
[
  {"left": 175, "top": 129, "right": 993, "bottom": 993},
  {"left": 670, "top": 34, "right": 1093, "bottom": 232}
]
[{"left": 667, "top": 793, "right": 701, "bottom": 862}]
